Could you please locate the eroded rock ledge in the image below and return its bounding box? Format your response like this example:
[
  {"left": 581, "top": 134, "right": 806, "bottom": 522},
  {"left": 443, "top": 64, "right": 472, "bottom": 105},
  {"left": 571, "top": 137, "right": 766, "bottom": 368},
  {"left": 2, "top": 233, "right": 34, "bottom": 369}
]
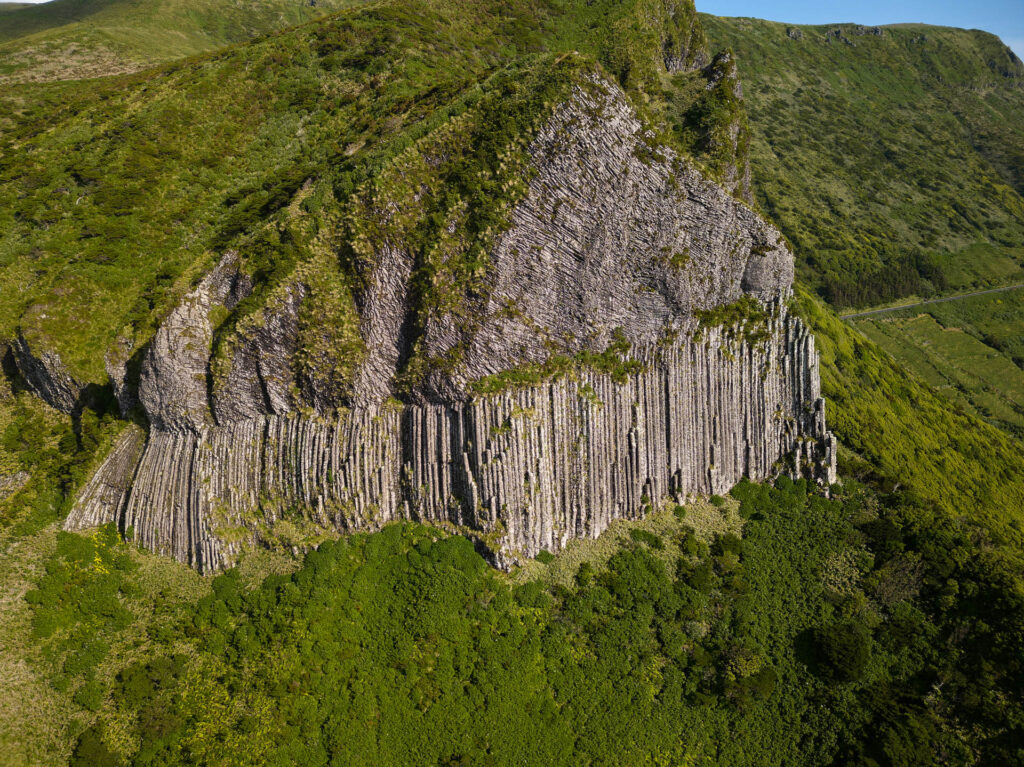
[{"left": 67, "top": 305, "right": 835, "bottom": 572}]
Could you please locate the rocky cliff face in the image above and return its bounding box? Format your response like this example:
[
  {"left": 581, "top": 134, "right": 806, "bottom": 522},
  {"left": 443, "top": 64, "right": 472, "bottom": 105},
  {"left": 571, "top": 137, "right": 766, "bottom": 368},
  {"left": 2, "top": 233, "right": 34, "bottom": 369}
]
[
  {"left": 413, "top": 76, "right": 784, "bottom": 402},
  {"left": 64, "top": 72, "right": 836, "bottom": 571},
  {"left": 69, "top": 305, "right": 834, "bottom": 571},
  {"left": 10, "top": 331, "right": 85, "bottom": 414}
]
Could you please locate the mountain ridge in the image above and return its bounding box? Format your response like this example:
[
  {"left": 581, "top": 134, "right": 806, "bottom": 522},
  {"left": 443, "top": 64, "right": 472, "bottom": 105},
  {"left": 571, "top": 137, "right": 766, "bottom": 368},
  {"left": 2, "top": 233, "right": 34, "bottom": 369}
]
[
  {"left": 702, "top": 15, "right": 1024, "bottom": 308},
  {"left": 0, "top": 0, "right": 365, "bottom": 82}
]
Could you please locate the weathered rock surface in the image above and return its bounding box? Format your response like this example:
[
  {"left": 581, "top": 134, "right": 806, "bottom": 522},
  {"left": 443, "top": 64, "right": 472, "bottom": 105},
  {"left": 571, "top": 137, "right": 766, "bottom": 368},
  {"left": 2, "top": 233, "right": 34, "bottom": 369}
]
[
  {"left": 415, "top": 77, "right": 778, "bottom": 400},
  {"left": 67, "top": 304, "right": 835, "bottom": 572},
  {"left": 138, "top": 253, "right": 252, "bottom": 432},
  {"left": 0, "top": 470, "right": 29, "bottom": 502},
  {"left": 65, "top": 74, "right": 836, "bottom": 572},
  {"left": 212, "top": 283, "right": 306, "bottom": 423},
  {"left": 351, "top": 244, "right": 415, "bottom": 405},
  {"left": 10, "top": 332, "right": 85, "bottom": 413},
  {"left": 64, "top": 425, "right": 145, "bottom": 530}
]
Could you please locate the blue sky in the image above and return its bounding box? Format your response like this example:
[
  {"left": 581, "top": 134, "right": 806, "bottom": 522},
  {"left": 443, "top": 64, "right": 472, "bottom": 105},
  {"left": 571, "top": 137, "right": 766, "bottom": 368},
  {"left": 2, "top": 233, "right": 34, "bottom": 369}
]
[{"left": 698, "top": 1, "right": 1024, "bottom": 58}]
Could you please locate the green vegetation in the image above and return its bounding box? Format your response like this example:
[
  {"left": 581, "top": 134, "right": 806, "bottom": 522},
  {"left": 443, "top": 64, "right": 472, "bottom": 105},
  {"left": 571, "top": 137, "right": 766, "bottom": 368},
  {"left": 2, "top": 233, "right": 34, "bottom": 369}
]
[
  {"left": 796, "top": 289, "right": 1024, "bottom": 547},
  {"left": 3, "top": 477, "right": 1018, "bottom": 765},
  {"left": 853, "top": 294, "right": 1024, "bottom": 438},
  {"left": 468, "top": 328, "right": 644, "bottom": 396},
  {"left": 703, "top": 17, "right": 1024, "bottom": 308},
  {"left": 0, "top": 0, "right": 748, "bottom": 391},
  {"left": 25, "top": 524, "right": 136, "bottom": 695},
  {"left": 0, "top": 379, "right": 122, "bottom": 539},
  {"left": 695, "top": 294, "right": 772, "bottom": 345},
  {"left": 0, "top": 0, "right": 364, "bottom": 82},
  {"left": 900, "top": 286, "right": 1024, "bottom": 369},
  {"left": 668, "top": 50, "right": 751, "bottom": 195}
]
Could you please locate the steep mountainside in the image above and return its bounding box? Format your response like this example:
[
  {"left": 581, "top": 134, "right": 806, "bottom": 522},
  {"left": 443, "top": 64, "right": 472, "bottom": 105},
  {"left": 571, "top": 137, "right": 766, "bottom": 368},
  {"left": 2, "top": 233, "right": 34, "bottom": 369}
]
[
  {"left": 703, "top": 17, "right": 1024, "bottom": 308},
  {"left": 0, "top": 0, "right": 722, "bottom": 392},
  {"left": 703, "top": 16, "right": 1024, "bottom": 445},
  {"left": 1, "top": 0, "right": 833, "bottom": 570},
  {"left": 0, "top": 0, "right": 363, "bottom": 82}
]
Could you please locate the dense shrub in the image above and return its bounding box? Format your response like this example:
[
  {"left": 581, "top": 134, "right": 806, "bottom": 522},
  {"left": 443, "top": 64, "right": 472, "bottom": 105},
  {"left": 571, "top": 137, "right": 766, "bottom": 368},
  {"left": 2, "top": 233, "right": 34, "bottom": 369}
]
[{"left": 812, "top": 621, "right": 871, "bottom": 683}]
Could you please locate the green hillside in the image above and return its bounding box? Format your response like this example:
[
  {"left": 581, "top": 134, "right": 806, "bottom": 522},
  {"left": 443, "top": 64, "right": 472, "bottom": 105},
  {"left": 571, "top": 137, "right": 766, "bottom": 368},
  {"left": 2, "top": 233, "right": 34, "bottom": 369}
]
[
  {"left": 852, "top": 288, "right": 1024, "bottom": 439},
  {"left": 0, "top": 0, "right": 718, "bottom": 387},
  {"left": 703, "top": 16, "right": 1024, "bottom": 443},
  {"left": 703, "top": 17, "right": 1024, "bottom": 308},
  {"left": 0, "top": 0, "right": 364, "bottom": 82}
]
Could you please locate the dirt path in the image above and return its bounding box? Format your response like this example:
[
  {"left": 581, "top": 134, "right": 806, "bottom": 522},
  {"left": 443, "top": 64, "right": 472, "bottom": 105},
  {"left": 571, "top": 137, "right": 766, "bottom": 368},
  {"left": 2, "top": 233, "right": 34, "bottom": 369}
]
[{"left": 841, "top": 284, "right": 1024, "bottom": 320}]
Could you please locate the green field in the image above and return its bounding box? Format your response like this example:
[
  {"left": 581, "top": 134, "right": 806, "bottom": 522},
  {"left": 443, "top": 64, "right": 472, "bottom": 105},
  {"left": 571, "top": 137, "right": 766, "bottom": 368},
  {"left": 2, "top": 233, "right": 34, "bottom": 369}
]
[
  {"left": 936, "top": 243, "right": 1024, "bottom": 293},
  {"left": 853, "top": 294, "right": 1024, "bottom": 438}
]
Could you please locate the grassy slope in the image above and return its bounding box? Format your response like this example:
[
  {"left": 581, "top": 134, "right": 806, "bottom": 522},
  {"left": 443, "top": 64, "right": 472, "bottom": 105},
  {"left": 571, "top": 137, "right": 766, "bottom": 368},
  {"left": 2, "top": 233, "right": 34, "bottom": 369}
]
[
  {"left": 0, "top": 0, "right": 524, "bottom": 381},
  {"left": 703, "top": 16, "right": 1024, "bottom": 442},
  {"left": 798, "top": 290, "right": 1024, "bottom": 547},
  {"left": 0, "top": 0, "right": 716, "bottom": 385},
  {"left": 0, "top": 0, "right": 364, "bottom": 82},
  {"left": 853, "top": 290, "right": 1024, "bottom": 438},
  {"left": 702, "top": 17, "right": 1024, "bottom": 309}
]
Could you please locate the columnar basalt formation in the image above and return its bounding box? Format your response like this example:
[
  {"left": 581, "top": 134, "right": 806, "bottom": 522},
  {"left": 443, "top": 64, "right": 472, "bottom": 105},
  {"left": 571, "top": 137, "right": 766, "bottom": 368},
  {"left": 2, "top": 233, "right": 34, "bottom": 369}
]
[
  {"left": 64, "top": 73, "right": 837, "bottom": 572},
  {"left": 66, "top": 305, "right": 835, "bottom": 572},
  {"left": 65, "top": 425, "right": 146, "bottom": 530}
]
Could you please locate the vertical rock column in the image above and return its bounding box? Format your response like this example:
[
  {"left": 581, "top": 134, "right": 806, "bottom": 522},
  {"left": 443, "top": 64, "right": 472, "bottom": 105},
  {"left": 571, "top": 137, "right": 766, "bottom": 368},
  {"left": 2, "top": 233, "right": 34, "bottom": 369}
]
[
  {"left": 71, "top": 311, "right": 834, "bottom": 572},
  {"left": 402, "top": 310, "right": 834, "bottom": 565}
]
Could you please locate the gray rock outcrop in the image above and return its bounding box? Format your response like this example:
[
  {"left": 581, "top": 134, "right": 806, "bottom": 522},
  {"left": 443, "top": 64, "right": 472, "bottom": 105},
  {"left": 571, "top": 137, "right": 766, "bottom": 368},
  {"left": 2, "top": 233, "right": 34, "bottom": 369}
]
[
  {"left": 414, "top": 76, "right": 780, "bottom": 401},
  {"left": 65, "top": 73, "right": 837, "bottom": 572},
  {"left": 138, "top": 252, "right": 252, "bottom": 432},
  {"left": 64, "top": 425, "right": 146, "bottom": 530},
  {"left": 0, "top": 470, "right": 29, "bottom": 502},
  {"left": 212, "top": 283, "right": 306, "bottom": 423},
  {"left": 67, "top": 306, "right": 835, "bottom": 572},
  {"left": 10, "top": 332, "right": 85, "bottom": 413}
]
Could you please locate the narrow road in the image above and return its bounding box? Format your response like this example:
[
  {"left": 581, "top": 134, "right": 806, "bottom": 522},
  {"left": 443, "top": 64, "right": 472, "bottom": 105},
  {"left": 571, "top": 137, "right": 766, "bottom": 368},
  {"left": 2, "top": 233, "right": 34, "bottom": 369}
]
[{"left": 841, "top": 284, "right": 1024, "bottom": 320}]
